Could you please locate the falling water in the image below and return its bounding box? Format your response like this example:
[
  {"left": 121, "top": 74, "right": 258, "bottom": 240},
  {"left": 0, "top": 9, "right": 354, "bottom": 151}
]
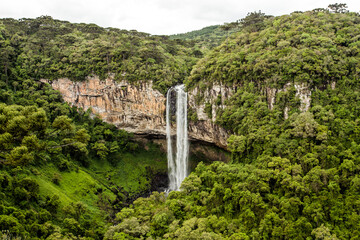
[
  {"left": 166, "top": 84, "right": 189, "bottom": 191},
  {"left": 166, "top": 87, "right": 175, "bottom": 190}
]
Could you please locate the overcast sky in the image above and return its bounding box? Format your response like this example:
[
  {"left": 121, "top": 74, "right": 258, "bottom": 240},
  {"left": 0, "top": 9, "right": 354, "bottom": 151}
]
[{"left": 1, "top": 0, "right": 359, "bottom": 35}]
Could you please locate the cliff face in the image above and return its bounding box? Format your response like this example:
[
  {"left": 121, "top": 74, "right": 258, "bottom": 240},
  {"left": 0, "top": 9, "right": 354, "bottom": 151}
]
[
  {"left": 44, "top": 77, "right": 166, "bottom": 136},
  {"left": 265, "top": 82, "right": 312, "bottom": 119},
  {"left": 45, "top": 76, "right": 319, "bottom": 149},
  {"left": 188, "top": 84, "right": 234, "bottom": 148},
  {"left": 44, "top": 77, "right": 231, "bottom": 148}
]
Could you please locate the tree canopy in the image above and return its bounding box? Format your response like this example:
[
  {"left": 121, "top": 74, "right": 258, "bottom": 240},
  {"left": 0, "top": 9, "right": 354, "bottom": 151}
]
[{"left": 0, "top": 16, "right": 200, "bottom": 93}]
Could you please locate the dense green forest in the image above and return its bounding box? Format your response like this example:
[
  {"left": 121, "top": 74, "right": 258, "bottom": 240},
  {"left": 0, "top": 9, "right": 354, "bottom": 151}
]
[
  {"left": 105, "top": 7, "right": 360, "bottom": 240},
  {"left": 0, "top": 17, "right": 181, "bottom": 239},
  {"left": 0, "top": 16, "right": 200, "bottom": 94},
  {"left": 0, "top": 74, "right": 170, "bottom": 239},
  {"left": 170, "top": 25, "right": 238, "bottom": 51},
  {"left": 2, "top": 3, "right": 360, "bottom": 240}
]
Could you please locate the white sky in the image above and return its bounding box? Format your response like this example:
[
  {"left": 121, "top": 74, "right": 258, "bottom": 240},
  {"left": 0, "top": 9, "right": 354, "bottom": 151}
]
[{"left": 1, "top": 0, "right": 359, "bottom": 35}]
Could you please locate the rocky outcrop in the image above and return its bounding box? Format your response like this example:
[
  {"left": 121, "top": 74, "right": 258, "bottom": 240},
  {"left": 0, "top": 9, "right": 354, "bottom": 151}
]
[
  {"left": 295, "top": 83, "right": 312, "bottom": 112},
  {"left": 44, "top": 76, "right": 321, "bottom": 148},
  {"left": 265, "top": 82, "right": 312, "bottom": 118},
  {"left": 266, "top": 87, "right": 277, "bottom": 110},
  {"left": 44, "top": 77, "right": 166, "bottom": 136}
]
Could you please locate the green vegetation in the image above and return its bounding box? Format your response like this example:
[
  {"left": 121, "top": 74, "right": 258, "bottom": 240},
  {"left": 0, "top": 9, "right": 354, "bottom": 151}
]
[
  {"left": 187, "top": 8, "right": 360, "bottom": 89},
  {"left": 2, "top": 3, "right": 360, "bottom": 239},
  {"left": 0, "top": 67, "right": 167, "bottom": 238},
  {"left": 105, "top": 6, "right": 360, "bottom": 240},
  {"left": 170, "top": 25, "right": 238, "bottom": 52},
  {"left": 0, "top": 16, "right": 200, "bottom": 94}
]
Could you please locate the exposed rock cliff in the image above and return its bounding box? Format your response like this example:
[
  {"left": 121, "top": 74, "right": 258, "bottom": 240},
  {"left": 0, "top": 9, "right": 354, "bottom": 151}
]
[
  {"left": 44, "top": 77, "right": 232, "bottom": 148},
  {"left": 265, "top": 82, "right": 312, "bottom": 119},
  {"left": 43, "top": 77, "right": 166, "bottom": 136},
  {"left": 45, "top": 76, "right": 320, "bottom": 148},
  {"left": 188, "top": 83, "right": 234, "bottom": 148},
  {"left": 294, "top": 83, "right": 312, "bottom": 112}
]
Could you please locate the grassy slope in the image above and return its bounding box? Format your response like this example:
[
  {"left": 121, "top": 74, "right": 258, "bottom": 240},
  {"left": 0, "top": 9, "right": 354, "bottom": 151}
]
[
  {"left": 88, "top": 142, "right": 167, "bottom": 193},
  {"left": 22, "top": 141, "right": 167, "bottom": 227}
]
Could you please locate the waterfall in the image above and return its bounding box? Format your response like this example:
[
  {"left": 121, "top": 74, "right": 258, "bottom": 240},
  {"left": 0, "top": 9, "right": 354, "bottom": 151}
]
[
  {"left": 166, "top": 84, "right": 189, "bottom": 191},
  {"left": 166, "top": 87, "right": 175, "bottom": 189}
]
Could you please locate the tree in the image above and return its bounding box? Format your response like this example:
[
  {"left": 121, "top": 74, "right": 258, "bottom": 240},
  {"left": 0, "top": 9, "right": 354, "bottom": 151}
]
[
  {"left": 0, "top": 44, "right": 15, "bottom": 86},
  {"left": 220, "top": 22, "right": 240, "bottom": 31},
  {"left": 6, "top": 146, "right": 33, "bottom": 166},
  {"left": 239, "top": 11, "right": 272, "bottom": 32},
  {"left": 92, "top": 141, "right": 109, "bottom": 160},
  {"left": 51, "top": 115, "right": 74, "bottom": 133},
  {"left": 328, "top": 3, "right": 349, "bottom": 13},
  {"left": 290, "top": 112, "right": 319, "bottom": 138},
  {"left": 219, "top": 11, "right": 272, "bottom": 32}
]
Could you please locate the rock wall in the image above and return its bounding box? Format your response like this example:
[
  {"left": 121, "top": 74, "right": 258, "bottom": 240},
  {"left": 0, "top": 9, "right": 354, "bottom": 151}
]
[
  {"left": 44, "top": 77, "right": 166, "bottom": 136},
  {"left": 188, "top": 83, "right": 234, "bottom": 148},
  {"left": 294, "top": 83, "right": 312, "bottom": 112},
  {"left": 44, "top": 77, "right": 232, "bottom": 148},
  {"left": 45, "top": 76, "right": 321, "bottom": 148}
]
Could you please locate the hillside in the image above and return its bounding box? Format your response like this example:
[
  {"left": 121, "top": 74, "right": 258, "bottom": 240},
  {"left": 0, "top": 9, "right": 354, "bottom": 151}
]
[
  {"left": 0, "top": 73, "right": 169, "bottom": 239},
  {"left": 105, "top": 9, "right": 360, "bottom": 239},
  {"left": 0, "top": 16, "right": 200, "bottom": 94},
  {"left": 170, "top": 25, "right": 238, "bottom": 51}
]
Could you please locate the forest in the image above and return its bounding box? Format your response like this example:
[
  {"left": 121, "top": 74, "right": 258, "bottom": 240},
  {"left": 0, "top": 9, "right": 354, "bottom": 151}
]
[{"left": 1, "top": 3, "right": 360, "bottom": 240}]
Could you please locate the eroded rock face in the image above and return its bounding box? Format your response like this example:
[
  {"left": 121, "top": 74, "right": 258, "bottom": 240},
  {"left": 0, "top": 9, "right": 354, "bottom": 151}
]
[
  {"left": 266, "top": 87, "right": 277, "bottom": 110},
  {"left": 45, "top": 76, "right": 320, "bottom": 148},
  {"left": 45, "top": 77, "right": 166, "bottom": 135}
]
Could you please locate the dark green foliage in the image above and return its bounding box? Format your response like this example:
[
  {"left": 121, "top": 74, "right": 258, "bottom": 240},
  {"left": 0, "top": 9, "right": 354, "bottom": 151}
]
[
  {"left": 106, "top": 158, "right": 360, "bottom": 239},
  {"left": 170, "top": 25, "right": 238, "bottom": 51},
  {"left": 2, "top": 6, "right": 360, "bottom": 240},
  {"left": 223, "top": 11, "right": 273, "bottom": 33},
  {"left": 239, "top": 11, "right": 273, "bottom": 32},
  {"left": 0, "top": 16, "right": 200, "bottom": 94},
  {"left": 0, "top": 54, "right": 164, "bottom": 238},
  {"left": 186, "top": 10, "right": 360, "bottom": 89},
  {"left": 328, "top": 3, "right": 349, "bottom": 13},
  {"left": 204, "top": 102, "right": 213, "bottom": 119},
  {"left": 106, "top": 8, "right": 360, "bottom": 239}
]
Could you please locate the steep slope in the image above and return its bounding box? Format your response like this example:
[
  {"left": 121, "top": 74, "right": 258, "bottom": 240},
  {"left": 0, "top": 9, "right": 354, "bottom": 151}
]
[
  {"left": 187, "top": 9, "right": 360, "bottom": 161},
  {"left": 1, "top": 16, "right": 232, "bottom": 147},
  {"left": 0, "top": 16, "right": 227, "bottom": 239}
]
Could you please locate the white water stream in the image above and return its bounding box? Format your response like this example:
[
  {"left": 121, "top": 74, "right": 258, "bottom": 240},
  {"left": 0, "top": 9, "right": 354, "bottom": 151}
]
[{"left": 166, "top": 85, "right": 189, "bottom": 191}]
